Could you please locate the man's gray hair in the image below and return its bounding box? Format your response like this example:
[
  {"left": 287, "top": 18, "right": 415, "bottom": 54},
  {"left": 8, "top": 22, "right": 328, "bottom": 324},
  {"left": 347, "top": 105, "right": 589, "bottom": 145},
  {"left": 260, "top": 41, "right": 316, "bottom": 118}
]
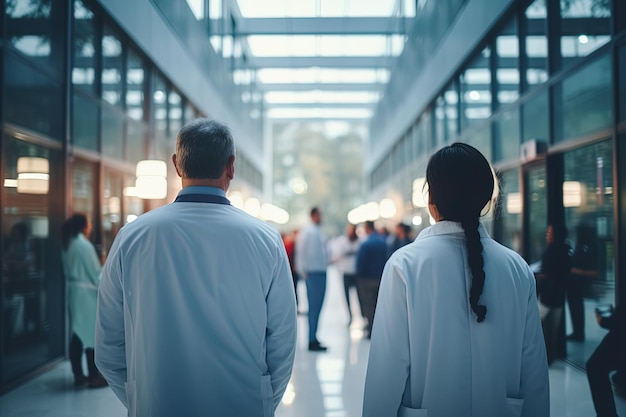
[{"left": 175, "top": 119, "right": 235, "bottom": 179}]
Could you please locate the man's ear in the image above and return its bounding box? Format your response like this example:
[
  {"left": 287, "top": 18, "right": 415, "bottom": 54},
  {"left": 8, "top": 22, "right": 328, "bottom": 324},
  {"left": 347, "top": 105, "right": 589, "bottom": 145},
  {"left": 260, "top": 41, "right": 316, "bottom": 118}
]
[
  {"left": 226, "top": 155, "right": 235, "bottom": 180},
  {"left": 172, "top": 154, "right": 182, "bottom": 178}
]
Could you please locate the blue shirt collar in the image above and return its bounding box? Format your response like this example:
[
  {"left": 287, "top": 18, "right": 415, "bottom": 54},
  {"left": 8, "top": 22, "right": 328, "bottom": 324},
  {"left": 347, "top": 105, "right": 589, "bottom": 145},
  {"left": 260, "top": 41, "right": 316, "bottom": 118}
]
[{"left": 177, "top": 186, "right": 226, "bottom": 197}]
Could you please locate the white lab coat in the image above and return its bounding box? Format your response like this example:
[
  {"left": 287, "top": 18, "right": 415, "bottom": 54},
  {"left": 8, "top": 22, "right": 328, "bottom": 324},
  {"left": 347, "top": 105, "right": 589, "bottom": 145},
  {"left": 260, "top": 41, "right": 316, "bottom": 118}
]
[
  {"left": 96, "top": 187, "right": 297, "bottom": 417},
  {"left": 62, "top": 233, "right": 101, "bottom": 347},
  {"left": 363, "top": 221, "right": 549, "bottom": 417}
]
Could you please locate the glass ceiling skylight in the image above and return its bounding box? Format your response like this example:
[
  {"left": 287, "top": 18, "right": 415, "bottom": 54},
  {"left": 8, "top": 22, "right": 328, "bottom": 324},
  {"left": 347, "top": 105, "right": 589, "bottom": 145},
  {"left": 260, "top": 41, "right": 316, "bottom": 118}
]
[
  {"left": 265, "top": 91, "right": 380, "bottom": 104},
  {"left": 236, "top": 0, "right": 414, "bottom": 18},
  {"left": 248, "top": 35, "right": 406, "bottom": 57},
  {"left": 225, "top": 0, "right": 413, "bottom": 120},
  {"left": 257, "top": 68, "right": 390, "bottom": 84}
]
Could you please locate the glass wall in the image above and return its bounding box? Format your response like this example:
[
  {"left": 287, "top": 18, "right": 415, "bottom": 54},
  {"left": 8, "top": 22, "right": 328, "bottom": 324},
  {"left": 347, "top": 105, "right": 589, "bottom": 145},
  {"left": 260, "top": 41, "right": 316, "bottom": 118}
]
[
  {"left": 499, "top": 169, "right": 522, "bottom": 252},
  {"left": 1, "top": 136, "right": 65, "bottom": 385},
  {"left": 562, "top": 140, "right": 614, "bottom": 368},
  {"left": 460, "top": 47, "right": 492, "bottom": 131},
  {"left": 523, "top": 0, "right": 548, "bottom": 90}
]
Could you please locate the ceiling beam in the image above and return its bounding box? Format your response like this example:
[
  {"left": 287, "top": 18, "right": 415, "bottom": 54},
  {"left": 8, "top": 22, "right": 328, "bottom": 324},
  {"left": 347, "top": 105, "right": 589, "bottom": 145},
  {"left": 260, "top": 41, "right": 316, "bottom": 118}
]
[{"left": 213, "top": 17, "right": 411, "bottom": 36}]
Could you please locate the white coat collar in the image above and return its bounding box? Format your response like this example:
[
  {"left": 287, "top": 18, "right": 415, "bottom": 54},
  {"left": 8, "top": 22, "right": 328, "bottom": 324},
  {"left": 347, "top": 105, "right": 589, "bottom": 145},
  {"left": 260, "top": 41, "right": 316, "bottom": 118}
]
[{"left": 415, "top": 220, "right": 491, "bottom": 241}]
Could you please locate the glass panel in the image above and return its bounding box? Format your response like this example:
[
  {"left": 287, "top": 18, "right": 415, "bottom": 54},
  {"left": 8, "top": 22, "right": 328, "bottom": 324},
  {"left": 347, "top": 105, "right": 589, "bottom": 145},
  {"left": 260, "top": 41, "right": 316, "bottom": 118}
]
[
  {"left": 101, "top": 107, "right": 124, "bottom": 160},
  {"left": 6, "top": 0, "right": 63, "bottom": 74},
  {"left": 557, "top": 54, "right": 612, "bottom": 142},
  {"left": 465, "top": 123, "right": 492, "bottom": 162},
  {"left": 434, "top": 81, "right": 458, "bottom": 146},
  {"left": 499, "top": 169, "right": 522, "bottom": 252},
  {"left": 525, "top": 164, "right": 547, "bottom": 264},
  {"left": 562, "top": 140, "right": 614, "bottom": 369},
  {"left": 494, "top": 107, "right": 520, "bottom": 162},
  {"left": 72, "top": 159, "right": 96, "bottom": 222},
  {"left": 102, "top": 25, "right": 124, "bottom": 107},
  {"left": 2, "top": 137, "right": 64, "bottom": 384},
  {"left": 126, "top": 120, "right": 146, "bottom": 165},
  {"left": 4, "top": 53, "right": 63, "bottom": 140},
  {"left": 460, "top": 47, "right": 491, "bottom": 131},
  {"left": 619, "top": 44, "right": 626, "bottom": 123},
  {"left": 124, "top": 176, "right": 144, "bottom": 226},
  {"left": 102, "top": 170, "right": 124, "bottom": 255},
  {"left": 495, "top": 17, "right": 519, "bottom": 109},
  {"left": 560, "top": 0, "right": 611, "bottom": 65},
  {"left": 72, "top": 92, "right": 99, "bottom": 151},
  {"left": 152, "top": 73, "right": 168, "bottom": 140},
  {"left": 126, "top": 49, "right": 145, "bottom": 121},
  {"left": 522, "top": 90, "right": 549, "bottom": 141},
  {"left": 184, "top": 101, "right": 196, "bottom": 123},
  {"left": 524, "top": 0, "right": 548, "bottom": 89},
  {"left": 168, "top": 90, "right": 183, "bottom": 138},
  {"left": 72, "top": 0, "right": 96, "bottom": 94}
]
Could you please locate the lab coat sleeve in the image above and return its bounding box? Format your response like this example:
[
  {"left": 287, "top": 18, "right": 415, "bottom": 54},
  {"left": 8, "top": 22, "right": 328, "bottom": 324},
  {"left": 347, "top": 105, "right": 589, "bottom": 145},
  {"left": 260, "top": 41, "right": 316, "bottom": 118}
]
[
  {"left": 82, "top": 240, "right": 102, "bottom": 287},
  {"left": 520, "top": 268, "right": 550, "bottom": 417},
  {"left": 266, "top": 239, "right": 297, "bottom": 409},
  {"left": 362, "top": 260, "right": 411, "bottom": 417},
  {"left": 95, "top": 237, "right": 128, "bottom": 407}
]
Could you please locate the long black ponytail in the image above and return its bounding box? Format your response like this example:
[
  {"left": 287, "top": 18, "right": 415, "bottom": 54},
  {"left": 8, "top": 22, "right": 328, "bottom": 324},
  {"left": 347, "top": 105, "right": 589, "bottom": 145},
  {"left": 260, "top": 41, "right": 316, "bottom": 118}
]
[{"left": 426, "top": 143, "right": 494, "bottom": 322}]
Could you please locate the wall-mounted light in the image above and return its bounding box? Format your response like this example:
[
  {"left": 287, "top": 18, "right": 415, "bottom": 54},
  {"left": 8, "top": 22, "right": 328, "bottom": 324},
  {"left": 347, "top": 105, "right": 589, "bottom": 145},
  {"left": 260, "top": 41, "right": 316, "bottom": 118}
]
[
  {"left": 17, "top": 157, "right": 49, "bottom": 194},
  {"left": 379, "top": 198, "right": 396, "bottom": 219},
  {"left": 563, "top": 181, "right": 582, "bottom": 208},
  {"left": 506, "top": 192, "right": 522, "bottom": 214},
  {"left": 135, "top": 160, "right": 167, "bottom": 199}
]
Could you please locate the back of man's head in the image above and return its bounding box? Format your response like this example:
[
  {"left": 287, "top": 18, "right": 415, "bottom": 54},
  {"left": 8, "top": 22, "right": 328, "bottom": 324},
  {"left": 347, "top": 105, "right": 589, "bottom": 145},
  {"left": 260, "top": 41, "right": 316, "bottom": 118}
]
[
  {"left": 175, "top": 119, "right": 235, "bottom": 179},
  {"left": 365, "top": 220, "right": 375, "bottom": 233}
]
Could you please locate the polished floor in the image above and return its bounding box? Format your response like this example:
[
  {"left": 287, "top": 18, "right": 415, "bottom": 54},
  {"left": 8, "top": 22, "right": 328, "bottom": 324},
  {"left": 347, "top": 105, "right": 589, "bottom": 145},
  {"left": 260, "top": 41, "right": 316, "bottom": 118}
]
[{"left": 1, "top": 266, "right": 624, "bottom": 417}]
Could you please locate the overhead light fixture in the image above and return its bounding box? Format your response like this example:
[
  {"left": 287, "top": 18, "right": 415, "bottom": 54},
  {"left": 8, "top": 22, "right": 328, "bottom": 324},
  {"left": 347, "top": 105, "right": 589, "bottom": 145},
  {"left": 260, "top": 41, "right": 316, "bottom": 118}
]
[
  {"left": 17, "top": 157, "right": 49, "bottom": 194},
  {"left": 135, "top": 160, "right": 167, "bottom": 199}
]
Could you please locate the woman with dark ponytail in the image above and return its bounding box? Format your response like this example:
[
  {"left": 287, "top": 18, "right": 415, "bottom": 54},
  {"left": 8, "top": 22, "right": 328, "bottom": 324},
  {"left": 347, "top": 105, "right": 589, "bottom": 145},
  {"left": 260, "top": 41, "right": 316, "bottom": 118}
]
[
  {"left": 363, "top": 143, "right": 549, "bottom": 417},
  {"left": 61, "top": 213, "right": 107, "bottom": 388}
]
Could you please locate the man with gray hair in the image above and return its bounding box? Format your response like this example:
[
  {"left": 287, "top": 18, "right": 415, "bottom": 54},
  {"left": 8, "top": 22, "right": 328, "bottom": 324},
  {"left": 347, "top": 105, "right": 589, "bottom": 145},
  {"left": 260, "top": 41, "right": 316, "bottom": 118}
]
[{"left": 96, "top": 119, "right": 297, "bottom": 417}]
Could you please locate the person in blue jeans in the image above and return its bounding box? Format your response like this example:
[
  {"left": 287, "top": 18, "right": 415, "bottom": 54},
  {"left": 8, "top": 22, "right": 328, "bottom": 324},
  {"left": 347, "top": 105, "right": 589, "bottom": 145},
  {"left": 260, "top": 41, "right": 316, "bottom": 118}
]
[
  {"left": 356, "top": 220, "right": 388, "bottom": 339},
  {"left": 295, "top": 207, "right": 329, "bottom": 351}
]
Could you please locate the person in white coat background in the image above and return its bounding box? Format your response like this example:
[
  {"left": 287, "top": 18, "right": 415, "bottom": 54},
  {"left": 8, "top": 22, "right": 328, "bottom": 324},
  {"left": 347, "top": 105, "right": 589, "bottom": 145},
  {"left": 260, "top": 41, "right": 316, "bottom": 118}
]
[
  {"left": 363, "top": 143, "right": 549, "bottom": 417},
  {"left": 95, "top": 119, "right": 297, "bottom": 417},
  {"left": 61, "top": 213, "right": 107, "bottom": 388}
]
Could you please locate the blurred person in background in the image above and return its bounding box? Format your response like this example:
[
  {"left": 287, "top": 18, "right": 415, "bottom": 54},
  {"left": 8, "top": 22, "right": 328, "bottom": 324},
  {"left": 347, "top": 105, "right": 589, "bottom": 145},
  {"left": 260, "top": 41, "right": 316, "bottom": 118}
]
[{"left": 61, "top": 213, "right": 107, "bottom": 388}]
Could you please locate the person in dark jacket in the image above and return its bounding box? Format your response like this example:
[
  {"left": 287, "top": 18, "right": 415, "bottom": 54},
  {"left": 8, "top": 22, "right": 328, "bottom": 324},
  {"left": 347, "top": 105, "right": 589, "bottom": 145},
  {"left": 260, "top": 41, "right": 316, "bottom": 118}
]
[
  {"left": 587, "top": 303, "right": 626, "bottom": 417},
  {"left": 356, "top": 220, "right": 388, "bottom": 338},
  {"left": 537, "top": 223, "right": 571, "bottom": 365}
]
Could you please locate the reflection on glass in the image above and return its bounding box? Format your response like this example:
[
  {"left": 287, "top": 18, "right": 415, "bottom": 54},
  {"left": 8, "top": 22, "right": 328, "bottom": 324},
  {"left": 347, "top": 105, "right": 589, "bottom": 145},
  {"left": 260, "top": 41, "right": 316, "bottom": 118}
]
[
  {"left": 460, "top": 47, "right": 491, "bottom": 131},
  {"left": 72, "top": 160, "right": 96, "bottom": 223},
  {"left": 619, "top": 45, "right": 626, "bottom": 123},
  {"left": 434, "top": 81, "right": 458, "bottom": 146},
  {"left": 7, "top": 0, "right": 60, "bottom": 72},
  {"left": 494, "top": 107, "right": 520, "bottom": 162},
  {"left": 2, "top": 137, "right": 64, "bottom": 384},
  {"left": 102, "top": 170, "right": 124, "bottom": 255},
  {"left": 557, "top": 54, "right": 612, "bottom": 141},
  {"left": 126, "top": 49, "right": 145, "bottom": 120},
  {"left": 522, "top": 90, "right": 549, "bottom": 142},
  {"left": 72, "top": 0, "right": 96, "bottom": 93},
  {"left": 72, "top": 93, "right": 99, "bottom": 151},
  {"left": 525, "top": 165, "right": 547, "bottom": 264},
  {"left": 102, "top": 25, "right": 124, "bottom": 107},
  {"left": 563, "top": 140, "right": 614, "bottom": 369},
  {"left": 101, "top": 106, "right": 124, "bottom": 159},
  {"left": 169, "top": 90, "right": 183, "bottom": 138},
  {"left": 499, "top": 169, "right": 522, "bottom": 252},
  {"left": 495, "top": 17, "right": 519, "bottom": 109},
  {"left": 524, "top": 0, "right": 548, "bottom": 89},
  {"left": 153, "top": 73, "right": 168, "bottom": 140},
  {"left": 560, "top": 0, "right": 610, "bottom": 64}
]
